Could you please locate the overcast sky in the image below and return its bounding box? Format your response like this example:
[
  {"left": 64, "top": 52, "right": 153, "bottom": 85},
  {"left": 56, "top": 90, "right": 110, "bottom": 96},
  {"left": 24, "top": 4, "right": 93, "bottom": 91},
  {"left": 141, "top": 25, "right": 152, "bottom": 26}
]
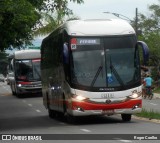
[
  {"left": 32, "top": 0, "right": 159, "bottom": 46},
  {"left": 68, "top": 0, "right": 159, "bottom": 20},
  {"left": 7, "top": 0, "right": 160, "bottom": 53}
]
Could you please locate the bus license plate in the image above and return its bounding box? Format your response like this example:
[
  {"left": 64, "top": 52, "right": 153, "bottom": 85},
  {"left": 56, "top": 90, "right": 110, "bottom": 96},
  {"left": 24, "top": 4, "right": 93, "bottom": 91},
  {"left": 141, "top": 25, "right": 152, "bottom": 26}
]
[{"left": 102, "top": 109, "right": 114, "bottom": 115}]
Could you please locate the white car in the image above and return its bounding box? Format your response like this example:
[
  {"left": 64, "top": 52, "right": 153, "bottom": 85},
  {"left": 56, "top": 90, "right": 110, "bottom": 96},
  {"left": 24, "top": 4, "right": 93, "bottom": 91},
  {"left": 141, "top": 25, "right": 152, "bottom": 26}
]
[{"left": 0, "top": 74, "right": 5, "bottom": 82}]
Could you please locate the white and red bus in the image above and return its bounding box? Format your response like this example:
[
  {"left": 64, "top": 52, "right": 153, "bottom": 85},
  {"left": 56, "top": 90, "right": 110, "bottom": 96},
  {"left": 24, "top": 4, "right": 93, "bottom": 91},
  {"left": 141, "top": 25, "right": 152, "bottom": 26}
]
[
  {"left": 41, "top": 19, "right": 149, "bottom": 122},
  {"left": 9, "top": 49, "right": 42, "bottom": 97}
]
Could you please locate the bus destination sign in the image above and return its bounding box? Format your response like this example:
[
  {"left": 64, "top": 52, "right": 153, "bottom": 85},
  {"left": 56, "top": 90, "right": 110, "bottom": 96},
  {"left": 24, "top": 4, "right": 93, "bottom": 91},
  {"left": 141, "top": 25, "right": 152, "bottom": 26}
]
[{"left": 77, "top": 39, "right": 100, "bottom": 45}]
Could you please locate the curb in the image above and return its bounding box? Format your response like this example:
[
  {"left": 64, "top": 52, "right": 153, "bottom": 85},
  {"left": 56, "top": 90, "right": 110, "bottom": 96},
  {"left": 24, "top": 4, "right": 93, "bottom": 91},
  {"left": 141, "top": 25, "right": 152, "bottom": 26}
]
[
  {"left": 132, "top": 115, "right": 160, "bottom": 124},
  {"left": 153, "top": 93, "right": 160, "bottom": 99}
]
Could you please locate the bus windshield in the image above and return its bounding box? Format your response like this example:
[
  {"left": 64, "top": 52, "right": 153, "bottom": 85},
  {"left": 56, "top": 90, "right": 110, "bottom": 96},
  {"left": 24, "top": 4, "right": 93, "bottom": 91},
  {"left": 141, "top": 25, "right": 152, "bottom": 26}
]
[
  {"left": 70, "top": 36, "right": 139, "bottom": 91},
  {"left": 15, "top": 59, "right": 41, "bottom": 81}
]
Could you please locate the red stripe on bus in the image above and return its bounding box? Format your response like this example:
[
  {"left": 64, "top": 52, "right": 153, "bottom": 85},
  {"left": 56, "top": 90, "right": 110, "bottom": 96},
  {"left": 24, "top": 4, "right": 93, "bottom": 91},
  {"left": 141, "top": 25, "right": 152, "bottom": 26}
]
[
  {"left": 32, "top": 58, "right": 41, "bottom": 62},
  {"left": 71, "top": 99, "right": 142, "bottom": 110},
  {"left": 17, "top": 81, "right": 32, "bottom": 85}
]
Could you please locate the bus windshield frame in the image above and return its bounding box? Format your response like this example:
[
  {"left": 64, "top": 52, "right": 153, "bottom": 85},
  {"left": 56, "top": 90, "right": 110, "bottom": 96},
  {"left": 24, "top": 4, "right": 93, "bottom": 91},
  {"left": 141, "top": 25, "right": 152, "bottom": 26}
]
[
  {"left": 69, "top": 35, "right": 140, "bottom": 91},
  {"left": 15, "top": 59, "right": 41, "bottom": 82}
]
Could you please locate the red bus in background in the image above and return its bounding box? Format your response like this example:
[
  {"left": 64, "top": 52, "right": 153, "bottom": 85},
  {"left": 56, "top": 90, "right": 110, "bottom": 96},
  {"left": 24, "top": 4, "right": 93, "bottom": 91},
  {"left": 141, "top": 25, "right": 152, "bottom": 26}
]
[{"left": 8, "top": 49, "right": 42, "bottom": 97}]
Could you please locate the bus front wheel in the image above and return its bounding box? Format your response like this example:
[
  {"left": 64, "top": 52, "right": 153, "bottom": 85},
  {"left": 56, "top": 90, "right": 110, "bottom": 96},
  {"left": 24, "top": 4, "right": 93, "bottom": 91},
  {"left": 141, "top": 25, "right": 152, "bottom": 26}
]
[
  {"left": 11, "top": 86, "right": 16, "bottom": 96},
  {"left": 47, "top": 95, "right": 56, "bottom": 118},
  {"left": 48, "top": 108, "right": 56, "bottom": 118},
  {"left": 65, "top": 113, "right": 77, "bottom": 124},
  {"left": 121, "top": 114, "right": 131, "bottom": 122}
]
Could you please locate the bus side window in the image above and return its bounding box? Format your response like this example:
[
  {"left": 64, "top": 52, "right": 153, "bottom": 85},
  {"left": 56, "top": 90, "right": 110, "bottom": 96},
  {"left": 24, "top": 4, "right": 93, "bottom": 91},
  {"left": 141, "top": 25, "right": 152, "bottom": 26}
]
[
  {"left": 63, "top": 42, "right": 69, "bottom": 64},
  {"left": 63, "top": 42, "right": 70, "bottom": 81}
]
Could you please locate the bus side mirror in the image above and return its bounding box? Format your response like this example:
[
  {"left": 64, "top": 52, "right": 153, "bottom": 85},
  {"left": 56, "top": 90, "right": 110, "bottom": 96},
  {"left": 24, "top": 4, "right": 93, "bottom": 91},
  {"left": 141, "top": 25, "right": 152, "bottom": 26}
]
[{"left": 137, "top": 41, "right": 149, "bottom": 66}]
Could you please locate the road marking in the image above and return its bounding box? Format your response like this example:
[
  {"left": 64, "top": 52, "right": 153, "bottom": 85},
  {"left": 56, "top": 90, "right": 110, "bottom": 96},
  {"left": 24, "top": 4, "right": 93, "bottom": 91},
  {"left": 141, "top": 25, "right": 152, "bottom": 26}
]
[
  {"left": 119, "top": 140, "right": 132, "bottom": 143},
  {"left": 114, "top": 138, "right": 132, "bottom": 143},
  {"left": 80, "top": 129, "right": 91, "bottom": 133},
  {"left": 28, "top": 104, "right": 32, "bottom": 107},
  {"left": 36, "top": 110, "right": 41, "bottom": 113},
  {"left": 22, "top": 100, "right": 26, "bottom": 103},
  {"left": 150, "top": 103, "right": 157, "bottom": 106},
  {"left": 59, "top": 122, "right": 66, "bottom": 125}
]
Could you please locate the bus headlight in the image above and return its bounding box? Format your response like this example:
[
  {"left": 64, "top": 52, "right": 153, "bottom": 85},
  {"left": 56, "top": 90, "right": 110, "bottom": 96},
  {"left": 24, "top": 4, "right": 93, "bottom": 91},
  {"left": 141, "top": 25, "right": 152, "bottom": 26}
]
[
  {"left": 72, "top": 94, "right": 88, "bottom": 101},
  {"left": 76, "top": 95, "right": 87, "bottom": 101},
  {"left": 128, "top": 93, "right": 139, "bottom": 99},
  {"left": 18, "top": 84, "right": 22, "bottom": 87}
]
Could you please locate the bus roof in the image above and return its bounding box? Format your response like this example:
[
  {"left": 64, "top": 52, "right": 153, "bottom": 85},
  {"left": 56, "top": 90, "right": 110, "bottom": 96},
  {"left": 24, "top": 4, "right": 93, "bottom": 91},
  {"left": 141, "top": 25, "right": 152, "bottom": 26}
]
[
  {"left": 14, "top": 49, "right": 41, "bottom": 60},
  {"left": 62, "top": 19, "right": 135, "bottom": 36}
]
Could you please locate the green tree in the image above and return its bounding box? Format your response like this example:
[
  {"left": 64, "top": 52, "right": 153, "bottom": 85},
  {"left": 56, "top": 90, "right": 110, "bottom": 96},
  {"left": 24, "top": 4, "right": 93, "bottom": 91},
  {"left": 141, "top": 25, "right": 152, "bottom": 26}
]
[
  {"left": 0, "top": 0, "right": 41, "bottom": 51},
  {"left": 34, "top": 10, "right": 79, "bottom": 36},
  {"left": 137, "top": 0, "right": 160, "bottom": 68},
  {"left": 0, "top": 51, "right": 9, "bottom": 76},
  {"left": 0, "top": 0, "right": 83, "bottom": 51}
]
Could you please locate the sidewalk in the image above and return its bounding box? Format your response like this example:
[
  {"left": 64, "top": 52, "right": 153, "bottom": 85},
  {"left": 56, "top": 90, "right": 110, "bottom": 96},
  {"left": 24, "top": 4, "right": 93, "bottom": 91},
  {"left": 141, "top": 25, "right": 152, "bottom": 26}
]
[{"left": 153, "top": 93, "right": 160, "bottom": 99}]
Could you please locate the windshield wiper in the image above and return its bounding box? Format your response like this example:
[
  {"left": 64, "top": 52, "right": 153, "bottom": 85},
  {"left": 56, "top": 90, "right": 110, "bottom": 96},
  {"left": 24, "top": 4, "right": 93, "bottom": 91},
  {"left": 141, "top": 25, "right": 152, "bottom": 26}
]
[
  {"left": 90, "top": 66, "right": 103, "bottom": 87},
  {"left": 109, "top": 57, "right": 126, "bottom": 89}
]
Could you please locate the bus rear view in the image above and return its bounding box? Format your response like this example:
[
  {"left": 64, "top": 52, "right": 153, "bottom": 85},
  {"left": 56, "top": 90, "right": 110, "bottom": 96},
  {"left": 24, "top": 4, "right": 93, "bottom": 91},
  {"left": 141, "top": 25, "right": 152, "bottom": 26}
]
[{"left": 41, "top": 19, "right": 149, "bottom": 123}]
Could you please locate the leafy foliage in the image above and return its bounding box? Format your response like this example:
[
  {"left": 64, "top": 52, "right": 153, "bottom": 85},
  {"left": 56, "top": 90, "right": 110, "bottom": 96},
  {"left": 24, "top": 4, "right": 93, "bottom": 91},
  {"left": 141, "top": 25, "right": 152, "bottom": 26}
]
[
  {"left": 0, "top": 51, "right": 8, "bottom": 75},
  {"left": 0, "top": 0, "right": 41, "bottom": 51},
  {"left": 34, "top": 10, "right": 80, "bottom": 37},
  {"left": 0, "top": 0, "right": 84, "bottom": 51},
  {"left": 138, "top": 0, "right": 160, "bottom": 68}
]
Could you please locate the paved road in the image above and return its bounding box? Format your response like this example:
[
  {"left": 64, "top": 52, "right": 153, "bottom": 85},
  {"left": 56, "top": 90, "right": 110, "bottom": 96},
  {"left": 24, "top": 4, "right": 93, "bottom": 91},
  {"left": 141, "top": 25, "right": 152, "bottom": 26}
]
[
  {"left": 142, "top": 93, "right": 160, "bottom": 113},
  {"left": 0, "top": 82, "right": 160, "bottom": 143}
]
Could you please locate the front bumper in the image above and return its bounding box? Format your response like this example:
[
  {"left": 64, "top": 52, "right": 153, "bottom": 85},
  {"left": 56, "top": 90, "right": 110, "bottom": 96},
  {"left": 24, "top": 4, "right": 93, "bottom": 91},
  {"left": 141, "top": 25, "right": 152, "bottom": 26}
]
[
  {"left": 17, "top": 87, "right": 42, "bottom": 94},
  {"left": 16, "top": 81, "right": 42, "bottom": 94},
  {"left": 67, "top": 99, "right": 142, "bottom": 116},
  {"left": 69, "top": 108, "right": 142, "bottom": 116}
]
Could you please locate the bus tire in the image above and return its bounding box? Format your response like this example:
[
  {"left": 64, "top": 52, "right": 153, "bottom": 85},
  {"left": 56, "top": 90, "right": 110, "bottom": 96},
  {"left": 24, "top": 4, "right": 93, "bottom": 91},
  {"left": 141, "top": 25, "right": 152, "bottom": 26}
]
[
  {"left": 46, "top": 94, "right": 56, "bottom": 118},
  {"left": 62, "top": 95, "right": 76, "bottom": 124},
  {"left": 48, "top": 108, "right": 56, "bottom": 118},
  {"left": 15, "top": 89, "right": 21, "bottom": 98},
  {"left": 14, "top": 86, "right": 19, "bottom": 97},
  {"left": 12, "top": 90, "right": 16, "bottom": 96},
  {"left": 16, "top": 93, "right": 21, "bottom": 98},
  {"left": 66, "top": 113, "right": 76, "bottom": 124},
  {"left": 11, "top": 85, "right": 15, "bottom": 96},
  {"left": 62, "top": 94, "right": 66, "bottom": 115},
  {"left": 121, "top": 114, "right": 131, "bottom": 122}
]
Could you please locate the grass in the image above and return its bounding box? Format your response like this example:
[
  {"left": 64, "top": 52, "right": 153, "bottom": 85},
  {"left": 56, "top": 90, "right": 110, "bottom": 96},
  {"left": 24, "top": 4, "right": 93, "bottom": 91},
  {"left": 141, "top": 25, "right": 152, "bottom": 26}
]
[
  {"left": 136, "top": 108, "right": 160, "bottom": 120},
  {"left": 153, "top": 86, "right": 160, "bottom": 94},
  {"left": 135, "top": 87, "right": 160, "bottom": 120}
]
